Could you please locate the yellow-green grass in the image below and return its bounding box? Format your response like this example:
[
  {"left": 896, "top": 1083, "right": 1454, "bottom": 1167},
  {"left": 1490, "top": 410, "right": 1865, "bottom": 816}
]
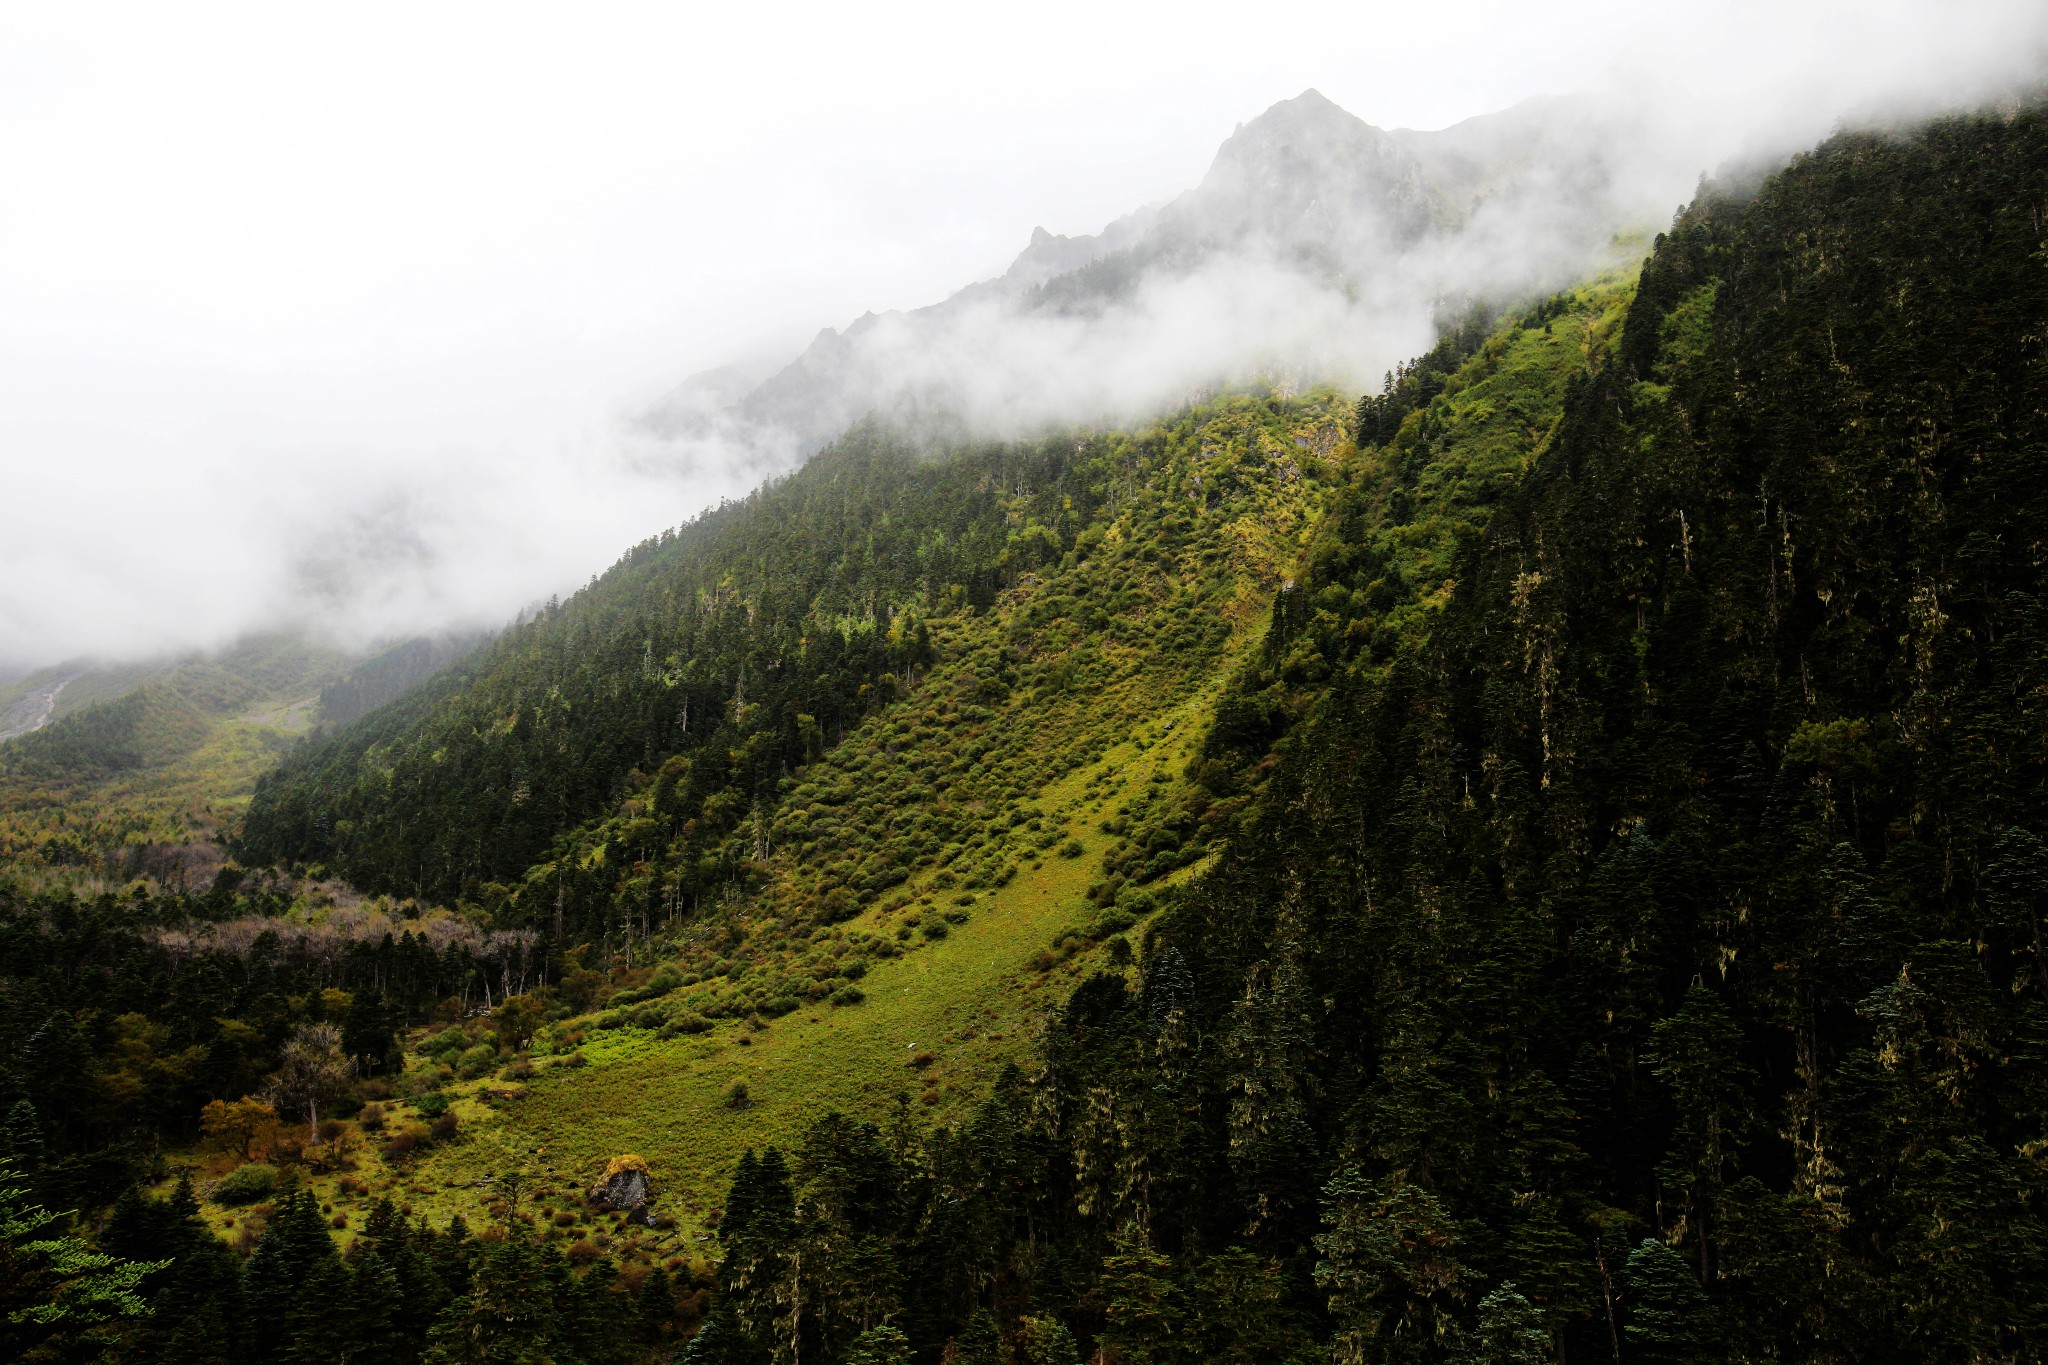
[
  {"left": 391, "top": 677, "right": 1223, "bottom": 1246},
  {"left": 168, "top": 693, "right": 1218, "bottom": 1257}
]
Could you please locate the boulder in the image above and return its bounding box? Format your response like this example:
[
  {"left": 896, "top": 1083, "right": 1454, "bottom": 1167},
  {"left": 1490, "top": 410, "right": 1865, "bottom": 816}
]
[{"left": 590, "top": 1154, "right": 655, "bottom": 1222}]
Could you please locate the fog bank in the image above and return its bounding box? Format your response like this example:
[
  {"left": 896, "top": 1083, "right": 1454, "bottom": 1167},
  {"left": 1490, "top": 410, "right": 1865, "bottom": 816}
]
[{"left": 1, "top": 0, "right": 2040, "bottom": 672}]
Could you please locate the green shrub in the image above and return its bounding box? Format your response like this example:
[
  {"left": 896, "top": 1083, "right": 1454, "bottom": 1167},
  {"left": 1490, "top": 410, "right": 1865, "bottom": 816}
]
[
  {"left": 829, "top": 985, "right": 866, "bottom": 1006},
  {"left": 418, "top": 1026, "right": 466, "bottom": 1057},
  {"left": 1091, "top": 908, "right": 1138, "bottom": 939},
  {"left": 414, "top": 1091, "right": 452, "bottom": 1119},
  {"left": 211, "top": 1163, "right": 279, "bottom": 1206},
  {"left": 456, "top": 1044, "right": 498, "bottom": 1079}
]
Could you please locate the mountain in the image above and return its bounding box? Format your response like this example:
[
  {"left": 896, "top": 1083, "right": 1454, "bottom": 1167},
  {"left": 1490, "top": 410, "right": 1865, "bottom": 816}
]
[
  {"left": 7, "top": 95, "right": 2047, "bottom": 1365},
  {"left": 640, "top": 89, "right": 1644, "bottom": 465},
  {"left": 0, "top": 631, "right": 483, "bottom": 892}
]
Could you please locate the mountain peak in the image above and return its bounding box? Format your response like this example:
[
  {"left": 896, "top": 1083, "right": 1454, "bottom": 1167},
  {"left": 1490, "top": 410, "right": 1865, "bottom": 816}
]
[{"left": 1188, "top": 87, "right": 1441, "bottom": 245}]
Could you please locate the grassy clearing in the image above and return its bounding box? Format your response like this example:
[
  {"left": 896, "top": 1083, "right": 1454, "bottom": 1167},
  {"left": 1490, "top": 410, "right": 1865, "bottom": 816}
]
[{"left": 403, "top": 668, "right": 1228, "bottom": 1243}]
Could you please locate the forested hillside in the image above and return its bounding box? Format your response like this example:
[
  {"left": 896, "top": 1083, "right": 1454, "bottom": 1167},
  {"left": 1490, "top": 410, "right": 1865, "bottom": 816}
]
[
  {"left": 789, "top": 105, "right": 2045, "bottom": 1365},
  {"left": 7, "top": 102, "right": 2047, "bottom": 1365},
  {"left": 0, "top": 635, "right": 355, "bottom": 892}
]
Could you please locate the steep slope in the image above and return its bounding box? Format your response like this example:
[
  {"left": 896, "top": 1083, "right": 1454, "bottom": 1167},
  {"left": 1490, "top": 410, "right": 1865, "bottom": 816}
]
[
  {"left": 1040, "top": 105, "right": 2048, "bottom": 1362},
  {"left": 594, "top": 103, "right": 2048, "bottom": 1365},
  {"left": 221, "top": 271, "right": 1631, "bottom": 1245},
  {"left": 31, "top": 99, "right": 2048, "bottom": 1365},
  {"left": 0, "top": 634, "right": 356, "bottom": 890}
]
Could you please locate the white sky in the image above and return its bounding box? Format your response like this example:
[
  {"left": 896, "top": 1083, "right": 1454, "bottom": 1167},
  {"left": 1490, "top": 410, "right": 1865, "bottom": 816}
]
[{"left": 0, "top": 0, "right": 2041, "bottom": 670}]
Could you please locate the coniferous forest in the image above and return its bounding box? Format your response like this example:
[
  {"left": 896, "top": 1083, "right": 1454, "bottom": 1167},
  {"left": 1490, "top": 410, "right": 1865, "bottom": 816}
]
[{"left": 5, "top": 101, "right": 2048, "bottom": 1364}]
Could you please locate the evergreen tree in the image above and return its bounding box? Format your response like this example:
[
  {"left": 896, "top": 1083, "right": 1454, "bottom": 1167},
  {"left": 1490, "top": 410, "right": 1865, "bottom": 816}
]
[
  {"left": 1099, "top": 1233, "right": 1186, "bottom": 1365},
  {"left": 1457, "top": 1283, "right": 1548, "bottom": 1365},
  {"left": 1017, "top": 1316, "right": 1082, "bottom": 1365},
  {"left": 636, "top": 1265, "right": 678, "bottom": 1344},
  {"left": 5, "top": 1100, "right": 44, "bottom": 1171},
  {"left": 1316, "top": 1168, "right": 1468, "bottom": 1365},
  {"left": 423, "top": 1232, "right": 573, "bottom": 1365},
  {"left": 0, "top": 1157, "right": 162, "bottom": 1361},
  {"left": 842, "top": 1324, "right": 910, "bottom": 1365},
  {"left": 1622, "top": 1239, "right": 1716, "bottom": 1365},
  {"left": 243, "top": 1185, "right": 341, "bottom": 1361},
  {"left": 682, "top": 1301, "right": 760, "bottom": 1365}
]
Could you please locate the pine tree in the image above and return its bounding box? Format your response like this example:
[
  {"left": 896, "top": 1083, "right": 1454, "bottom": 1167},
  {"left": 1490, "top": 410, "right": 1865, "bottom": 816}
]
[
  {"left": 243, "top": 1185, "right": 341, "bottom": 1361},
  {"left": 1622, "top": 1238, "right": 1716, "bottom": 1365},
  {"left": 1017, "top": 1316, "right": 1082, "bottom": 1365},
  {"left": 1315, "top": 1167, "right": 1469, "bottom": 1365},
  {"left": 4, "top": 1100, "right": 44, "bottom": 1171},
  {"left": 843, "top": 1324, "right": 910, "bottom": 1365},
  {"left": 1457, "top": 1283, "right": 1548, "bottom": 1365},
  {"left": 682, "top": 1301, "right": 760, "bottom": 1365},
  {"left": 422, "top": 1231, "right": 570, "bottom": 1365},
  {"left": 1099, "top": 1232, "right": 1185, "bottom": 1365},
  {"left": 337, "top": 1246, "right": 406, "bottom": 1365},
  {"left": 637, "top": 1265, "right": 678, "bottom": 1343},
  {"left": 1645, "top": 985, "right": 1753, "bottom": 1280},
  {"left": 0, "top": 1156, "right": 162, "bottom": 1361}
]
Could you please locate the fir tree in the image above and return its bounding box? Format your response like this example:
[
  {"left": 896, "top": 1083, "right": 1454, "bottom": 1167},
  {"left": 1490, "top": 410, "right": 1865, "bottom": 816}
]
[
  {"left": 1622, "top": 1239, "right": 1716, "bottom": 1365},
  {"left": 1457, "top": 1283, "right": 1548, "bottom": 1365}
]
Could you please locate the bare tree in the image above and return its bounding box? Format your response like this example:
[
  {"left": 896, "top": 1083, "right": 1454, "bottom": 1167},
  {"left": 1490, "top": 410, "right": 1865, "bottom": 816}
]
[{"left": 266, "top": 1022, "right": 353, "bottom": 1144}]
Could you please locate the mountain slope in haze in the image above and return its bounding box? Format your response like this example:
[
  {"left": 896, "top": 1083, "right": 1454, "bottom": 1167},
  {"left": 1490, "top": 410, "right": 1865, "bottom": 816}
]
[
  {"left": 12, "top": 93, "right": 2048, "bottom": 1365},
  {"left": 390, "top": 101, "right": 2048, "bottom": 1365},
  {"left": 0, "top": 632, "right": 484, "bottom": 892},
  {"left": 641, "top": 89, "right": 1648, "bottom": 465},
  {"left": 1011, "top": 103, "right": 2048, "bottom": 1364},
  {"left": 229, "top": 260, "right": 1629, "bottom": 1233}
]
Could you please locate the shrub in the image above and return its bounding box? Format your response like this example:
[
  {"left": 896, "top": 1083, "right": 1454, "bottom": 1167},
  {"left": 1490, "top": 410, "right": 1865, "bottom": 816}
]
[
  {"left": 501, "top": 1057, "right": 537, "bottom": 1081},
  {"left": 565, "top": 1239, "right": 602, "bottom": 1266},
  {"left": 211, "top": 1163, "right": 279, "bottom": 1206},
  {"left": 556, "top": 1052, "right": 589, "bottom": 1069},
  {"left": 1091, "top": 908, "right": 1138, "bottom": 939},
  {"left": 414, "top": 1092, "right": 452, "bottom": 1120},
  {"left": 921, "top": 920, "right": 949, "bottom": 941},
  {"left": 724, "top": 1082, "right": 752, "bottom": 1110},
  {"left": 829, "top": 985, "right": 866, "bottom": 1007},
  {"left": 659, "top": 1012, "right": 713, "bottom": 1037},
  {"left": 430, "top": 1113, "right": 460, "bottom": 1143},
  {"left": 456, "top": 1044, "right": 498, "bottom": 1079},
  {"left": 358, "top": 1102, "right": 387, "bottom": 1133},
  {"left": 1060, "top": 839, "right": 1085, "bottom": 858},
  {"left": 419, "top": 1026, "right": 465, "bottom": 1057},
  {"left": 383, "top": 1123, "right": 430, "bottom": 1158}
]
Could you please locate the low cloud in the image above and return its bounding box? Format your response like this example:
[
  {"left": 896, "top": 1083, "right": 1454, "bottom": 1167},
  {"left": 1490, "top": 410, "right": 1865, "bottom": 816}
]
[{"left": 2, "top": 0, "right": 2041, "bottom": 674}]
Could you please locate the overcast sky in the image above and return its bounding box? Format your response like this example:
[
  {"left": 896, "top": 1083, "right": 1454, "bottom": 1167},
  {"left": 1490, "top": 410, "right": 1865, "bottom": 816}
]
[{"left": 0, "top": 0, "right": 2041, "bottom": 672}]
